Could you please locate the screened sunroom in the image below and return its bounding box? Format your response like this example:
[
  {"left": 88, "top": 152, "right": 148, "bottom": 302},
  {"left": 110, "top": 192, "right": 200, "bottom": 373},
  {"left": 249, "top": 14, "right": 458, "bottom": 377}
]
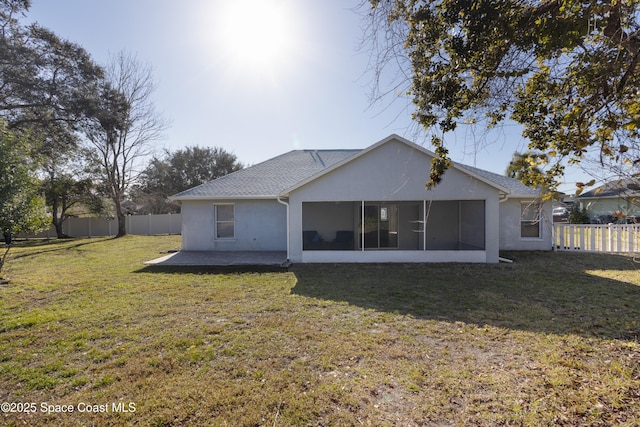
[{"left": 301, "top": 200, "right": 486, "bottom": 252}]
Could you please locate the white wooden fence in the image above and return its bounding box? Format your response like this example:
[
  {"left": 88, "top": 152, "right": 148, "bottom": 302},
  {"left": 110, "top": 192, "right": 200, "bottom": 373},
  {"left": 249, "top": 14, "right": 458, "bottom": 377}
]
[
  {"left": 553, "top": 224, "right": 640, "bottom": 253},
  {"left": 22, "top": 214, "right": 181, "bottom": 239}
]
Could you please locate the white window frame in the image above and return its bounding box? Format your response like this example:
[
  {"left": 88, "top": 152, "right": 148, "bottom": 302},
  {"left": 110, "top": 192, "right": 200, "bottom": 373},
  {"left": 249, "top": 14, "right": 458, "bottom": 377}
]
[
  {"left": 520, "top": 201, "right": 542, "bottom": 239},
  {"left": 214, "top": 204, "right": 235, "bottom": 240}
]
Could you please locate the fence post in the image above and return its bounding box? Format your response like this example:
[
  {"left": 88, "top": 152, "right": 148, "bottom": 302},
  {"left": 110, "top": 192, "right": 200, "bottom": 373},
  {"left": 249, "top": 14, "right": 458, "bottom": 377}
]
[
  {"left": 568, "top": 225, "right": 574, "bottom": 250},
  {"left": 618, "top": 226, "right": 624, "bottom": 252}
]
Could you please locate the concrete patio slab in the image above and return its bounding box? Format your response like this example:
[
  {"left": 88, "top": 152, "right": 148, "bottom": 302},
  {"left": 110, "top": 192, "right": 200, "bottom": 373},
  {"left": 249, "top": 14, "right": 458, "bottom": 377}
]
[{"left": 144, "top": 251, "right": 289, "bottom": 267}]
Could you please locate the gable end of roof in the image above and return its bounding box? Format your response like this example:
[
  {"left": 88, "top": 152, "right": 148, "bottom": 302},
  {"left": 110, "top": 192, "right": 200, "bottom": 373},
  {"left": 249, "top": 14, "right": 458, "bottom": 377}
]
[{"left": 170, "top": 134, "right": 542, "bottom": 200}]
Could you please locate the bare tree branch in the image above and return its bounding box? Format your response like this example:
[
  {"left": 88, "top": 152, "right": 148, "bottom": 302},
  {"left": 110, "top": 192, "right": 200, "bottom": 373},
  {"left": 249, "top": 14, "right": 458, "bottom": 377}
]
[{"left": 83, "top": 51, "right": 168, "bottom": 237}]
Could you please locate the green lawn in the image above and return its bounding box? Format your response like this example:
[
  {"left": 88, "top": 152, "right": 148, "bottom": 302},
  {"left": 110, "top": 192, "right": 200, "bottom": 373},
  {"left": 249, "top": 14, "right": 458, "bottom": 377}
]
[{"left": 1, "top": 236, "right": 639, "bottom": 426}]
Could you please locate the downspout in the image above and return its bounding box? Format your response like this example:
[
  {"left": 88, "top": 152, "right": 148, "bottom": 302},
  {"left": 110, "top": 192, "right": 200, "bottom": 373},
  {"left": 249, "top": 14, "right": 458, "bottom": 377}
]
[{"left": 277, "top": 195, "right": 290, "bottom": 261}]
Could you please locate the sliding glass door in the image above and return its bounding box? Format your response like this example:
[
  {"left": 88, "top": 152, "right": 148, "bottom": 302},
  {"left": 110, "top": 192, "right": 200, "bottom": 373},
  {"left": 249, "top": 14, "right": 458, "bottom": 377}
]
[
  {"left": 301, "top": 200, "right": 484, "bottom": 252},
  {"left": 361, "top": 203, "right": 398, "bottom": 249}
]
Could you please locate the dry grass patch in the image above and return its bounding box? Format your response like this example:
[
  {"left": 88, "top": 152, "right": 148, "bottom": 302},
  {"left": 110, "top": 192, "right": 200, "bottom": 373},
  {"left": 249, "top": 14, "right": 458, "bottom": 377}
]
[{"left": 0, "top": 236, "right": 639, "bottom": 426}]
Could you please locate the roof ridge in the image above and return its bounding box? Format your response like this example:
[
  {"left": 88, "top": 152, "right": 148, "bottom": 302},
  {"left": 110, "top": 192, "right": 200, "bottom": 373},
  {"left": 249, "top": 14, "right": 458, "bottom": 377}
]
[
  {"left": 300, "top": 148, "right": 362, "bottom": 152},
  {"left": 171, "top": 136, "right": 541, "bottom": 200}
]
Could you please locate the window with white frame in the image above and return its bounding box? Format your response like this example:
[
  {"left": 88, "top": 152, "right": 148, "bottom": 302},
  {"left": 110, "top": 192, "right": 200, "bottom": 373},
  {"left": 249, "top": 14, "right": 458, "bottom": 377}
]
[
  {"left": 215, "top": 204, "right": 235, "bottom": 239},
  {"left": 521, "top": 202, "right": 541, "bottom": 238}
]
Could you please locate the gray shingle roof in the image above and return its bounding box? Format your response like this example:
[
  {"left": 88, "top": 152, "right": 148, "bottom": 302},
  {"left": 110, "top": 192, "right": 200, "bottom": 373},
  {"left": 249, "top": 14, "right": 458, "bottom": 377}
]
[
  {"left": 170, "top": 149, "right": 360, "bottom": 199},
  {"left": 580, "top": 178, "right": 640, "bottom": 198},
  {"left": 171, "top": 139, "right": 541, "bottom": 200},
  {"left": 456, "top": 164, "right": 542, "bottom": 196}
]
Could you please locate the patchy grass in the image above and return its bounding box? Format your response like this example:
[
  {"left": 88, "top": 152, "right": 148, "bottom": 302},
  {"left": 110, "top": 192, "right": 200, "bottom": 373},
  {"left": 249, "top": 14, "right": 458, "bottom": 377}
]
[{"left": 0, "top": 236, "right": 639, "bottom": 426}]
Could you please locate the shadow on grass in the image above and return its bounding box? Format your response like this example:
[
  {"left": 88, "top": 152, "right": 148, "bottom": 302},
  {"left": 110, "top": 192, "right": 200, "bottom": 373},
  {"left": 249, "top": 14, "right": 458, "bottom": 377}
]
[
  {"left": 136, "top": 265, "right": 290, "bottom": 275},
  {"left": 290, "top": 251, "right": 640, "bottom": 341},
  {"left": 9, "top": 237, "right": 111, "bottom": 260}
]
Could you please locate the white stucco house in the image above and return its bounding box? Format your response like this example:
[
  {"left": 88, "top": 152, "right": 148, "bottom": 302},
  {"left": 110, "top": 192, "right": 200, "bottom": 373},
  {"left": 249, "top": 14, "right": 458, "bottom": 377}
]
[
  {"left": 578, "top": 179, "right": 640, "bottom": 223},
  {"left": 170, "top": 135, "right": 552, "bottom": 263}
]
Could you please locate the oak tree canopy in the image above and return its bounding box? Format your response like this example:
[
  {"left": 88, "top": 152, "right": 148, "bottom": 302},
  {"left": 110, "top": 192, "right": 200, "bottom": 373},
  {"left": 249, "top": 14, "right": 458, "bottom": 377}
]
[{"left": 364, "top": 0, "right": 640, "bottom": 194}]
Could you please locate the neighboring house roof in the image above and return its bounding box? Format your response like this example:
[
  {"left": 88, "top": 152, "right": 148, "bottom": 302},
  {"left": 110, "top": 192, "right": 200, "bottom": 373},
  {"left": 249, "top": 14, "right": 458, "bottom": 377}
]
[
  {"left": 170, "top": 135, "right": 541, "bottom": 200},
  {"left": 579, "top": 178, "right": 640, "bottom": 199}
]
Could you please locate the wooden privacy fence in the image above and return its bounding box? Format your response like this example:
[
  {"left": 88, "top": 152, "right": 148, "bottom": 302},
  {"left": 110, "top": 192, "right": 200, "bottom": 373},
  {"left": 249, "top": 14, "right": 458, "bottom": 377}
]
[
  {"left": 22, "top": 214, "right": 181, "bottom": 239},
  {"left": 553, "top": 224, "right": 640, "bottom": 253}
]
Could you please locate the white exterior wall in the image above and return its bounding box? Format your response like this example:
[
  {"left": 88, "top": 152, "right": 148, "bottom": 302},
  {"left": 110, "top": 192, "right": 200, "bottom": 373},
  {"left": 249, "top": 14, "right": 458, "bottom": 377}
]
[
  {"left": 499, "top": 198, "right": 553, "bottom": 250},
  {"left": 288, "top": 139, "right": 501, "bottom": 263},
  {"left": 180, "top": 199, "right": 286, "bottom": 251}
]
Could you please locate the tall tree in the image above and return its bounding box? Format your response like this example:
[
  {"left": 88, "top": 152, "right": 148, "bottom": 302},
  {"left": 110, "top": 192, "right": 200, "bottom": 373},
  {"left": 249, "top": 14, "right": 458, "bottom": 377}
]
[
  {"left": 133, "top": 146, "right": 243, "bottom": 213},
  {"left": 1, "top": 0, "right": 108, "bottom": 238},
  {"left": 0, "top": 0, "right": 103, "bottom": 137},
  {"left": 83, "top": 52, "right": 167, "bottom": 237},
  {"left": 0, "top": 121, "right": 48, "bottom": 280},
  {"left": 41, "top": 149, "right": 107, "bottom": 238},
  {"left": 363, "top": 0, "right": 640, "bottom": 193}
]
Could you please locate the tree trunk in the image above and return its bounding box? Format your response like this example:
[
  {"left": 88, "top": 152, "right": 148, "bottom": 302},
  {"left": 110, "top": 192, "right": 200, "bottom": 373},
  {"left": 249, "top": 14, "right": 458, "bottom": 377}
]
[
  {"left": 114, "top": 198, "right": 127, "bottom": 238},
  {"left": 53, "top": 219, "right": 70, "bottom": 238},
  {"left": 51, "top": 210, "right": 69, "bottom": 239},
  {"left": 0, "top": 244, "right": 11, "bottom": 282}
]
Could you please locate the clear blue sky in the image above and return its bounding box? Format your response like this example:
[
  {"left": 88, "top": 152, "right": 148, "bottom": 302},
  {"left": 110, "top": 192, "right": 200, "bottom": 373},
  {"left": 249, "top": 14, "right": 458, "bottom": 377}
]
[{"left": 26, "top": 0, "right": 588, "bottom": 191}]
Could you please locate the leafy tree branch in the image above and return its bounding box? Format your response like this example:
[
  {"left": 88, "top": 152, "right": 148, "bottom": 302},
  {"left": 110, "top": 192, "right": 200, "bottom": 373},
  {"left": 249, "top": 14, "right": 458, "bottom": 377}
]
[{"left": 362, "top": 0, "right": 640, "bottom": 192}]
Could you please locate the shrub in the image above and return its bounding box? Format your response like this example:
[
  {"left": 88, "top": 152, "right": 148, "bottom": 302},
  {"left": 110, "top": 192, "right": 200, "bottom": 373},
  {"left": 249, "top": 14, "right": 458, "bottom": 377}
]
[{"left": 569, "top": 206, "right": 590, "bottom": 224}]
